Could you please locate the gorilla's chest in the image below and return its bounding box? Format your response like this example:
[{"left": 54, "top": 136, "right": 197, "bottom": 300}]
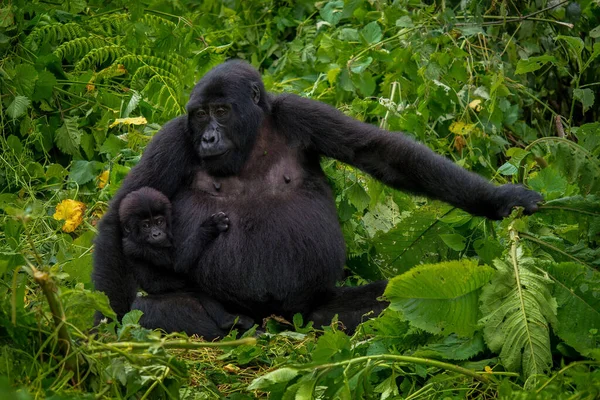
[{"left": 193, "top": 135, "right": 306, "bottom": 199}]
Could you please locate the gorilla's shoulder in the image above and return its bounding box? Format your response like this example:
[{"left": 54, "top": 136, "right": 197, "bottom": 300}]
[{"left": 146, "top": 116, "right": 190, "bottom": 150}]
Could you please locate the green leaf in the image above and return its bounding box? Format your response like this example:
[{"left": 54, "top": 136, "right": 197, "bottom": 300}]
[
  {"left": 55, "top": 117, "right": 82, "bottom": 156},
  {"left": 0, "top": 7, "right": 14, "bottom": 28},
  {"left": 439, "top": 233, "right": 466, "bottom": 251},
  {"left": 374, "top": 204, "right": 454, "bottom": 275},
  {"left": 320, "top": 1, "right": 344, "bottom": 25},
  {"left": 396, "top": 16, "right": 414, "bottom": 28},
  {"left": 69, "top": 160, "right": 103, "bottom": 185},
  {"left": 6, "top": 135, "right": 22, "bottom": 156},
  {"left": 99, "top": 134, "right": 127, "bottom": 158},
  {"left": 528, "top": 168, "right": 569, "bottom": 201},
  {"left": 573, "top": 88, "right": 595, "bottom": 113},
  {"left": 515, "top": 55, "right": 555, "bottom": 74},
  {"left": 385, "top": 260, "right": 495, "bottom": 336},
  {"left": 480, "top": 247, "right": 557, "bottom": 380},
  {"left": 122, "top": 309, "right": 144, "bottom": 325},
  {"left": 350, "top": 56, "right": 373, "bottom": 74},
  {"left": 413, "top": 333, "right": 486, "bottom": 361},
  {"left": 546, "top": 262, "right": 600, "bottom": 356},
  {"left": 361, "top": 21, "right": 382, "bottom": 44},
  {"left": 248, "top": 368, "right": 299, "bottom": 390},
  {"left": 6, "top": 96, "right": 31, "bottom": 120},
  {"left": 32, "top": 70, "right": 57, "bottom": 101},
  {"left": 12, "top": 64, "right": 38, "bottom": 97},
  {"left": 312, "top": 329, "right": 351, "bottom": 363},
  {"left": 556, "top": 35, "right": 584, "bottom": 59},
  {"left": 346, "top": 183, "right": 370, "bottom": 212},
  {"left": 498, "top": 162, "right": 518, "bottom": 176}
]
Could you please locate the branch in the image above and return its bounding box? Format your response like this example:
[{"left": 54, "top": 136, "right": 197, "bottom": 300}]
[{"left": 456, "top": 1, "right": 571, "bottom": 27}]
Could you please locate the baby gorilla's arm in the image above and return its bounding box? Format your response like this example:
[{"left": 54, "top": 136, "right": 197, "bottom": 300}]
[{"left": 174, "top": 212, "right": 230, "bottom": 274}]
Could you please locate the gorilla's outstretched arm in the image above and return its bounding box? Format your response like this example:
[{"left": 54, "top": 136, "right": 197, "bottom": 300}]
[
  {"left": 92, "top": 117, "right": 194, "bottom": 320},
  {"left": 273, "top": 94, "right": 542, "bottom": 220}
]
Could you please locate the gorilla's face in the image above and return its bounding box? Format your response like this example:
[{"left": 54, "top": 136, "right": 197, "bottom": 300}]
[
  {"left": 186, "top": 61, "right": 267, "bottom": 177},
  {"left": 190, "top": 103, "right": 236, "bottom": 159}
]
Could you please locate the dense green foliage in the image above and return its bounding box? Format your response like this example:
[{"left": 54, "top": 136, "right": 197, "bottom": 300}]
[{"left": 0, "top": 0, "right": 599, "bottom": 398}]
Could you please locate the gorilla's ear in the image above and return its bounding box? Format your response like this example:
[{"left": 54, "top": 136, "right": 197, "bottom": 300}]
[{"left": 251, "top": 83, "right": 260, "bottom": 105}]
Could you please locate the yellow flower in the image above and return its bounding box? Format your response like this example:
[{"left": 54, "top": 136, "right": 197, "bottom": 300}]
[
  {"left": 97, "top": 170, "right": 109, "bottom": 189},
  {"left": 109, "top": 116, "right": 148, "bottom": 128},
  {"left": 449, "top": 121, "right": 476, "bottom": 136},
  {"left": 468, "top": 99, "right": 482, "bottom": 112},
  {"left": 53, "top": 199, "right": 86, "bottom": 233}
]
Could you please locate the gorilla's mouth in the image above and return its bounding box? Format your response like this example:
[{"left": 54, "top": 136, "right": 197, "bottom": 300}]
[{"left": 202, "top": 149, "right": 230, "bottom": 160}]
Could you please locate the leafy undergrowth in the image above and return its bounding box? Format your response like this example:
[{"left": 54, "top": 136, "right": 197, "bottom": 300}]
[{"left": 1, "top": 0, "right": 600, "bottom": 398}]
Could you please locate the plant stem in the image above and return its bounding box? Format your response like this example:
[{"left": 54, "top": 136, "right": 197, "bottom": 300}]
[
  {"left": 87, "top": 337, "right": 256, "bottom": 352},
  {"left": 298, "top": 354, "right": 491, "bottom": 384}
]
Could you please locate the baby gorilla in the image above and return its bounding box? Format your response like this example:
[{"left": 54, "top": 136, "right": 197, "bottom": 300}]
[{"left": 119, "top": 187, "right": 253, "bottom": 339}]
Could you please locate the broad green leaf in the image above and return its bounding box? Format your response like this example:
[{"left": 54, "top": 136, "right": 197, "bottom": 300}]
[
  {"left": 385, "top": 259, "right": 495, "bottom": 336},
  {"left": 248, "top": 368, "right": 299, "bottom": 390},
  {"left": 439, "top": 233, "right": 466, "bottom": 251},
  {"left": 361, "top": 21, "right": 382, "bottom": 44},
  {"left": 556, "top": 35, "right": 584, "bottom": 59},
  {"left": 69, "top": 160, "right": 103, "bottom": 185},
  {"left": 122, "top": 309, "right": 144, "bottom": 325},
  {"left": 498, "top": 162, "right": 518, "bottom": 176},
  {"left": 546, "top": 262, "right": 600, "bottom": 356},
  {"left": 0, "top": 7, "right": 14, "bottom": 27},
  {"left": 528, "top": 168, "right": 568, "bottom": 200},
  {"left": 374, "top": 203, "right": 454, "bottom": 275},
  {"left": 346, "top": 182, "right": 370, "bottom": 212},
  {"left": 350, "top": 56, "right": 373, "bottom": 74},
  {"left": 312, "top": 329, "right": 351, "bottom": 363},
  {"left": 55, "top": 117, "right": 82, "bottom": 156},
  {"left": 12, "top": 63, "right": 37, "bottom": 97},
  {"left": 6, "top": 135, "right": 23, "bottom": 156},
  {"left": 396, "top": 16, "right": 414, "bottom": 28},
  {"left": 6, "top": 96, "right": 30, "bottom": 120},
  {"left": 573, "top": 88, "right": 595, "bottom": 113},
  {"left": 32, "top": 70, "right": 57, "bottom": 101},
  {"left": 515, "top": 55, "right": 555, "bottom": 74},
  {"left": 320, "top": 1, "right": 344, "bottom": 25},
  {"left": 480, "top": 247, "right": 557, "bottom": 380},
  {"left": 99, "top": 134, "right": 127, "bottom": 158},
  {"left": 413, "top": 333, "right": 486, "bottom": 361}
]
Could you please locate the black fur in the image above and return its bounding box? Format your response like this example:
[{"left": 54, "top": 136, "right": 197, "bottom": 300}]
[
  {"left": 93, "top": 60, "right": 543, "bottom": 334},
  {"left": 117, "top": 187, "right": 254, "bottom": 338}
]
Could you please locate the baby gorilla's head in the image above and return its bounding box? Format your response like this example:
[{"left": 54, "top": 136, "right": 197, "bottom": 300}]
[{"left": 119, "top": 187, "right": 172, "bottom": 248}]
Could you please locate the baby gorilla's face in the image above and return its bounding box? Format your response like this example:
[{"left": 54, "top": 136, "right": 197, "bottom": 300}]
[{"left": 137, "top": 214, "right": 171, "bottom": 248}]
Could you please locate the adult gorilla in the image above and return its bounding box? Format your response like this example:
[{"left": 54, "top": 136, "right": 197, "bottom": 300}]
[{"left": 92, "top": 60, "right": 542, "bottom": 334}]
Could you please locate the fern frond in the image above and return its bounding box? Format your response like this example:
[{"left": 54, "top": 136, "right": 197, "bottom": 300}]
[
  {"left": 115, "top": 54, "right": 185, "bottom": 78},
  {"left": 54, "top": 37, "right": 107, "bottom": 60},
  {"left": 25, "top": 22, "right": 87, "bottom": 50},
  {"left": 130, "top": 65, "right": 178, "bottom": 90},
  {"left": 141, "top": 14, "right": 178, "bottom": 30},
  {"left": 88, "top": 13, "right": 130, "bottom": 36},
  {"left": 75, "top": 45, "right": 126, "bottom": 71}
]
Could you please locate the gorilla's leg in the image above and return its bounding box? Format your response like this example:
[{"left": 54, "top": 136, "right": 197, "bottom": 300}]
[
  {"left": 196, "top": 293, "right": 256, "bottom": 331},
  {"left": 308, "top": 281, "right": 389, "bottom": 333},
  {"left": 131, "top": 292, "right": 229, "bottom": 340}
]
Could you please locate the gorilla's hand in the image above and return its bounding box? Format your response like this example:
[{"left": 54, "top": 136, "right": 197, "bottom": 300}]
[
  {"left": 208, "top": 212, "right": 230, "bottom": 232},
  {"left": 490, "top": 184, "right": 543, "bottom": 220}
]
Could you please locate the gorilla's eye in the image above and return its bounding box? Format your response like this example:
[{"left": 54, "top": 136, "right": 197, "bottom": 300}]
[
  {"left": 196, "top": 109, "right": 208, "bottom": 118},
  {"left": 156, "top": 217, "right": 164, "bottom": 226},
  {"left": 142, "top": 220, "right": 150, "bottom": 229},
  {"left": 215, "top": 107, "right": 228, "bottom": 118}
]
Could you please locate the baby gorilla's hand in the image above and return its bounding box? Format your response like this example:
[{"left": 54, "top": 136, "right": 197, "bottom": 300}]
[{"left": 209, "top": 212, "right": 230, "bottom": 232}]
